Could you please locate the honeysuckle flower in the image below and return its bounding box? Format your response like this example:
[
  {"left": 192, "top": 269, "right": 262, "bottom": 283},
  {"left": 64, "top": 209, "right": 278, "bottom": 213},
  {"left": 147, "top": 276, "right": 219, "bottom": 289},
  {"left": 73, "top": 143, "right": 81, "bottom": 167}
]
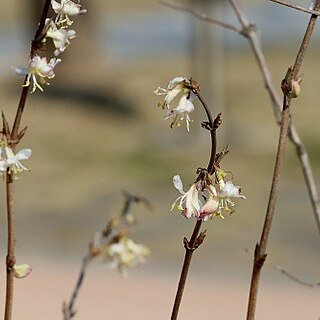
[
  {"left": 15, "top": 55, "right": 61, "bottom": 93},
  {"left": 52, "top": 0, "right": 87, "bottom": 25},
  {"left": 171, "top": 175, "right": 202, "bottom": 219},
  {"left": 199, "top": 184, "right": 219, "bottom": 221},
  {"left": 12, "top": 264, "right": 32, "bottom": 279},
  {"left": 166, "top": 94, "right": 195, "bottom": 131},
  {"left": 104, "top": 237, "right": 150, "bottom": 277},
  {"left": 0, "top": 146, "right": 31, "bottom": 176},
  {"left": 45, "top": 19, "right": 76, "bottom": 56},
  {"left": 155, "top": 77, "right": 195, "bottom": 131},
  {"left": 213, "top": 180, "right": 246, "bottom": 217}
]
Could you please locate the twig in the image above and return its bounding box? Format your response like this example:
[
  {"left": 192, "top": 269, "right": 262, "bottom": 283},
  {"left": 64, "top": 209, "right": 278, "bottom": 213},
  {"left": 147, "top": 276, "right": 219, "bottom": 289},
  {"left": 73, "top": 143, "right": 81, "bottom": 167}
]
[
  {"left": 170, "top": 85, "right": 219, "bottom": 320},
  {"left": 11, "top": 0, "right": 51, "bottom": 145},
  {"left": 158, "top": 0, "right": 242, "bottom": 34},
  {"left": 274, "top": 265, "right": 320, "bottom": 288},
  {"left": 171, "top": 220, "right": 203, "bottom": 320},
  {"left": 245, "top": 0, "right": 320, "bottom": 317},
  {"left": 269, "top": 0, "right": 320, "bottom": 16},
  {"left": 3, "top": 3, "right": 53, "bottom": 319},
  {"left": 4, "top": 174, "right": 16, "bottom": 320},
  {"left": 63, "top": 256, "right": 91, "bottom": 320}
]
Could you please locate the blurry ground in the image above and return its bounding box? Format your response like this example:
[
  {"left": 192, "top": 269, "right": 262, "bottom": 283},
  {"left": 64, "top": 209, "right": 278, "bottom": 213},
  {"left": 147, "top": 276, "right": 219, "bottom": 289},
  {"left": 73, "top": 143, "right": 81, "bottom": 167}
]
[{"left": 0, "top": 0, "right": 319, "bottom": 319}]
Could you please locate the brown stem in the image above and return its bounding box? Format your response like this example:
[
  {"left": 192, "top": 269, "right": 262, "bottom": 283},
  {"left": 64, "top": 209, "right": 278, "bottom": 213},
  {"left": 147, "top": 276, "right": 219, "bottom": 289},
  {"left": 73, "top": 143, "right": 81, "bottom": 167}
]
[
  {"left": 11, "top": 0, "right": 51, "bottom": 145},
  {"left": 63, "top": 256, "right": 91, "bottom": 320},
  {"left": 171, "top": 220, "right": 202, "bottom": 320},
  {"left": 269, "top": 0, "right": 320, "bottom": 16},
  {"left": 171, "top": 92, "right": 217, "bottom": 319},
  {"left": 246, "top": 98, "right": 290, "bottom": 319},
  {"left": 4, "top": 173, "right": 16, "bottom": 320},
  {"left": 196, "top": 93, "right": 217, "bottom": 174},
  {"left": 246, "top": 1, "right": 320, "bottom": 318},
  {"left": 159, "top": 0, "right": 242, "bottom": 34}
]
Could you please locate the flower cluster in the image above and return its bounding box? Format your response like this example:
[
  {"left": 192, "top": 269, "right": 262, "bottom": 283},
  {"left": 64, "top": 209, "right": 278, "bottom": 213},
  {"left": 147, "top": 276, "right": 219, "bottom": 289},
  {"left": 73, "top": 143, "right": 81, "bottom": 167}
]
[
  {"left": 90, "top": 220, "right": 150, "bottom": 277},
  {"left": 154, "top": 77, "right": 195, "bottom": 131},
  {"left": 88, "top": 192, "right": 151, "bottom": 276},
  {"left": 15, "top": 0, "right": 87, "bottom": 93},
  {"left": 0, "top": 138, "right": 31, "bottom": 177},
  {"left": 103, "top": 236, "right": 150, "bottom": 277},
  {"left": 171, "top": 169, "right": 245, "bottom": 221}
]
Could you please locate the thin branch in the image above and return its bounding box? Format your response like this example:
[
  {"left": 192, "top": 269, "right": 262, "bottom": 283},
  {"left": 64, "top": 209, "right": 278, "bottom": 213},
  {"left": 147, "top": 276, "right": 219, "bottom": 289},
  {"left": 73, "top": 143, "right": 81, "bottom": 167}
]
[
  {"left": 171, "top": 87, "right": 219, "bottom": 320},
  {"left": 4, "top": 174, "right": 16, "bottom": 320},
  {"left": 11, "top": 0, "right": 51, "bottom": 144},
  {"left": 274, "top": 265, "right": 320, "bottom": 288},
  {"left": 63, "top": 256, "right": 91, "bottom": 320},
  {"left": 171, "top": 220, "right": 203, "bottom": 320},
  {"left": 269, "top": 0, "right": 320, "bottom": 16},
  {"left": 244, "top": 0, "right": 320, "bottom": 317},
  {"left": 159, "top": 0, "right": 242, "bottom": 34}
]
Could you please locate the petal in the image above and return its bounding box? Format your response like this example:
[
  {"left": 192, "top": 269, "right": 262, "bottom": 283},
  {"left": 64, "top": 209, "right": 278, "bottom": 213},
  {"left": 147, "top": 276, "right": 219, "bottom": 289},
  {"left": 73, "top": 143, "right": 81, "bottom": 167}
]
[
  {"left": 14, "top": 66, "right": 28, "bottom": 76},
  {"left": 173, "top": 175, "right": 184, "bottom": 194},
  {"left": 167, "top": 77, "right": 186, "bottom": 90},
  {"left": 175, "top": 95, "right": 194, "bottom": 113},
  {"left": 51, "top": 0, "right": 61, "bottom": 11},
  {"left": 165, "top": 87, "right": 181, "bottom": 105},
  {"left": 15, "top": 149, "right": 32, "bottom": 161}
]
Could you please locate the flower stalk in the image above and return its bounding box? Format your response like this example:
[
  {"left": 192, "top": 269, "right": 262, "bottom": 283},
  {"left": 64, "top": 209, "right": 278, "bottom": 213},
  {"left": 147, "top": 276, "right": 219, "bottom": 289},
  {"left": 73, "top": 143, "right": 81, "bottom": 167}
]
[{"left": 170, "top": 80, "right": 222, "bottom": 320}]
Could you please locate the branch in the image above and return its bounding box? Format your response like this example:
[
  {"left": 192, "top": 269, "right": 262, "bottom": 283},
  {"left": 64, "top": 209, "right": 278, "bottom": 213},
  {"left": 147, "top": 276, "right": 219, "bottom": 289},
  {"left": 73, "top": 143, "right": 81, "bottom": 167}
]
[
  {"left": 274, "top": 265, "right": 320, "bottom": 288},
  {"left": 269, "top": 0, "right": 320, "bottom": 16},
  {"left": 11, "top": 0, "right": 51, "bottom": 144},
  {"left": 63, "top": 256, "right": 91, "bottom": 320},
  {"left": 244, "top": 0, "right": 320, "bottom": 317},
  {"left": 159, "top": 0, "right": 242, "bottom": 34}
]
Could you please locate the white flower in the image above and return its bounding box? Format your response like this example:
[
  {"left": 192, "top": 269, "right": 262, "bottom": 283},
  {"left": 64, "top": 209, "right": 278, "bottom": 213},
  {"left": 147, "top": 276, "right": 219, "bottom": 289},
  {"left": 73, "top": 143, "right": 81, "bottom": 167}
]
[
  {"left": 171, "top": 175, "right": 202, "bottom": 219},
  {"left": 105, "top": 237, "right": 150, "bottom": 277},
  {"left": 15, "top": 55, "right": 61, "bottom": 93},
  {"left": 45, "top": 19, "right": 76, "bottom": 56},
  {"left": 166, "top": 95, "right": 195, "bottom": 131},
  {"left": 213, "top": 180, "right": 246, "bottom": 217},
  {"left": 155, "top": 77, "right": 195, "bottom": 131},
  {"left": 0, "top": 147, "right": 31, "bottom": 175},
  {"left": 52, "top": 0, "right": 87, "bottom": 25},
  {"left": 199, "top": 184, "right": 219, "bottom": 221}
]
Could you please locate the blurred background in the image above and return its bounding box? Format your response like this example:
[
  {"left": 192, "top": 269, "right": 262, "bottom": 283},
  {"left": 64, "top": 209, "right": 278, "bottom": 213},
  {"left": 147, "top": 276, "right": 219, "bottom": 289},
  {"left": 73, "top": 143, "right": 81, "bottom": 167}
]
[{"left": 0, "top": 0, "right": 319, "bottom": 319}]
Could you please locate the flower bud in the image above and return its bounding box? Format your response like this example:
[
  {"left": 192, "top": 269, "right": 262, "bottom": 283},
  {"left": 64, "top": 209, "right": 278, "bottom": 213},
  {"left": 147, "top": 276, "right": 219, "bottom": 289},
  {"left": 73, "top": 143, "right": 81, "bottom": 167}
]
[
  {"left": 288, "top": 79, "right": 301, "bottom": 99},
  {"left": 12, "top": 264, "right": 32, "bottom": 279}
]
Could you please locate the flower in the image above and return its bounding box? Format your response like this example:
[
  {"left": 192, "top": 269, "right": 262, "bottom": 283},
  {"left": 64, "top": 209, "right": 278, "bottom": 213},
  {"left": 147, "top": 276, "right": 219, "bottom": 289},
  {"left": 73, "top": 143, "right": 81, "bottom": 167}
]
[
  {"left": 166, "top": 94, "right": 195, "bottom": 131},
  {"left": 12, "top": 264, "right": 32, "bottom": 279},
  {"left": 172, "top": 169, "right": 246, "bottom": 221},
  {"left": 45, "top": 19, "right": 76, "bottom": 56},
  {"left": 52, "top": 0, "right": 87, "bottom": 25},
  {"left": 171, "top": 175, "right": 202, "bottom": 219},
  {"left": 155, "top": 77, "right": 195, "bottom": 131},
  {"left": 199, "top": 184, "right": 219, "bottom": 221},
  {"left": 15, "top": 55, "right": 61, "bottom": 93},
  {"left": 104, "top": 237, "right": 150, "bottom": 277},
  {"left": 0, "top": 146, "right": 31, "bottom": 176},
  {"left": 213, "top": 180, "right": 246, "bottom": 217}
]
